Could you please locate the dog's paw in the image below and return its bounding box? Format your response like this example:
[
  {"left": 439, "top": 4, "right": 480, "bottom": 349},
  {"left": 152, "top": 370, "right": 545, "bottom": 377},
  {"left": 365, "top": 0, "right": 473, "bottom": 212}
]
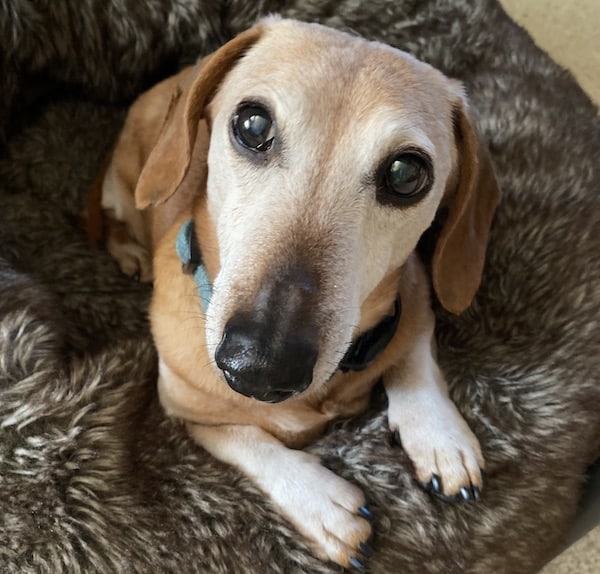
[
  {"left": 107, "top": 234, "right": 153, "bottom": 283},
  {"left": 389, "top": 399, "right": 484, "bottom": 502},
  {"left": 268, "top": 453, "right": 373, "bottom": 569}
]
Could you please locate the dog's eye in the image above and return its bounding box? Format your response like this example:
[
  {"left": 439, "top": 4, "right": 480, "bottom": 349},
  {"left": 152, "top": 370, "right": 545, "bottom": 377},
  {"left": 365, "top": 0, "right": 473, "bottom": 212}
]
[
  {"left": 378, "top": 152, "right": 432, "bottom": 206},
  {"left": 232, "top": 103, "right": 275, "bottom": 152}
]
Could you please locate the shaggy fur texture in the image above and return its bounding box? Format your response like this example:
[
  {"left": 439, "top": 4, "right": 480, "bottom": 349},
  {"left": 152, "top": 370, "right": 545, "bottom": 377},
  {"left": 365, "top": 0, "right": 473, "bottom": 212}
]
[{"left": 0, "top": 0, "right": 599, "bottom": 572}]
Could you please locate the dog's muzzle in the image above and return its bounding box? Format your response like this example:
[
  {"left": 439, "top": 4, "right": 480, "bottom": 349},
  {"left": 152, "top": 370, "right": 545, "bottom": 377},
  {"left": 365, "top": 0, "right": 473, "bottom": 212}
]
[
  {"left": 176, "top": 221, "right": 401, "bottom": 402},
  {"left": 215, "top": 264, "right": 319, "bottom": 403}
]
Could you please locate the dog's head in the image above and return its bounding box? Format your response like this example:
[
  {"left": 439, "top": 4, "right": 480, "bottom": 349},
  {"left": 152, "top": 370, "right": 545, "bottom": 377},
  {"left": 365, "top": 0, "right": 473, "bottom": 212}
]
[{"left": 138, "top": 18, "right": 500, "bottom": 403}]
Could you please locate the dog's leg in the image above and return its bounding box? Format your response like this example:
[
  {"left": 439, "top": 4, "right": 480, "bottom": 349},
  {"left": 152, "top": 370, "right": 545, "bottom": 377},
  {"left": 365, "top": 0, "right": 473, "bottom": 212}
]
[
  {"left": 187, "top": 423, "right": 373, "bottom": 568},
  {"left": 385, "top": 266, "right": 484, "bottom": 501},
  {"left": 100, "top": 164, "right": 153, "bottom": 282}
]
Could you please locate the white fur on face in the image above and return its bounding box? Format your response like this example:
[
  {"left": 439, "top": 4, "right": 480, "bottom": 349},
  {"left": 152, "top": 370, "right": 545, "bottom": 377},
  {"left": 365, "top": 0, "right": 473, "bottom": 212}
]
[{"left": 202, "top": 23, "right": 456, "bottom": 390}]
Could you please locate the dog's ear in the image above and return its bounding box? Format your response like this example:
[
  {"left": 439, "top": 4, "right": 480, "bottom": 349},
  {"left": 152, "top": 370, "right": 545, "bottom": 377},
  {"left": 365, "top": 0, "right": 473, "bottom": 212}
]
[
  {"left": 431, "top": 93, "right": 501, "bottom": 314},
  {"left": 135, "top": 25, "right": 264, "bottom": 209}
]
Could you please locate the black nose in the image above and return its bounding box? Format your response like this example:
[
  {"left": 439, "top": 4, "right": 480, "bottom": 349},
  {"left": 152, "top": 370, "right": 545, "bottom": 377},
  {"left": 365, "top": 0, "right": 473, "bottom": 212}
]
[
  {"left": 215, "top": 319, "right": 318, "bottom": 402},
  {"left": 214, "top": 264, "right": 319, "bottom": 403}
]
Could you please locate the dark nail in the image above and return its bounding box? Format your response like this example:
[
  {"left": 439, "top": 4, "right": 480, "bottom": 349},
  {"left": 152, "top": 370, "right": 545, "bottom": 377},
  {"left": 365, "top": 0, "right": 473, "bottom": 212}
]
[
  {"left": 358, "top": 506, "right": 373, "bottom": 521},
  {"left": 392, "top": 430, "right": 401, "bottom": 446},
  {"left": 430, "top": 474, "right": 442, "bottom": 494},
  {"left": 131, "top": 271, "right": 140, "bottom": 282},
  {"left": 359, "top": 542, "right": 374, "bottom": 558},
  {"left": 472, "top": 486, "right": 481, "bottom": 501},
  {"left": 459, "top": 486, "right": 471, "bottom": 501},
  {"left": 349, "top": 556, "right": 365, "bottom": 570}
]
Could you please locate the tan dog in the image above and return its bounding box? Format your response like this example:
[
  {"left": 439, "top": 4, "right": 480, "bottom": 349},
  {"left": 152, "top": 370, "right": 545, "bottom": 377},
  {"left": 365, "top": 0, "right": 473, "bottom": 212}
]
[{"left": 92, "top": 17, "right": 500, "bottom": 569}]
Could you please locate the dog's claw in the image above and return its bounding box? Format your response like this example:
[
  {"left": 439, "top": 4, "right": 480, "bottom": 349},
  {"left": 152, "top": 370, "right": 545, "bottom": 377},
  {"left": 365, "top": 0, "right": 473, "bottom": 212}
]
[
  {"left": 357, "top": 506, "right": 373, "bottom": 521},
  {"left": 359, "top": 542, "right": 374, "bottom": 558},
  {"left": 430, "top": 474, "right": 442, "bottom": 494},
  {"left": 349, "top": 556, "right": 366, "bottom": 570},
  {"left": 459, "top": 486, "right": 471, "bottom": 501},
  {"left": 423, "top": 481, "right": 482, "bottom": 504},
  {"left": 417, "top": 473, "right": 484, "bottom": 504}
]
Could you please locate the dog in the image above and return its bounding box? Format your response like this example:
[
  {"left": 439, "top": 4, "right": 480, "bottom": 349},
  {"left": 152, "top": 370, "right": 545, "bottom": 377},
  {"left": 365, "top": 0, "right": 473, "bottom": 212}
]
[{"left": 88, "top": 17, "right": 500, "bottom": 569}]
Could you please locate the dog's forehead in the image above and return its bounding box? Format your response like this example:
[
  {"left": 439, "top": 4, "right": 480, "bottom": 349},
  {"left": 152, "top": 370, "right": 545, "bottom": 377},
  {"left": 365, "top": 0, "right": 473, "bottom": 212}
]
[{"left": 216, "top": 21, "right": 456, "bottom": 153}]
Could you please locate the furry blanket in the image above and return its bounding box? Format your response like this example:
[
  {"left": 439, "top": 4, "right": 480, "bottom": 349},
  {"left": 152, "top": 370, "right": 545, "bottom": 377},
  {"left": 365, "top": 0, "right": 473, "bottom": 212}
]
[{"left": 1, "top": 1, "right": 598, "bottom": 572}]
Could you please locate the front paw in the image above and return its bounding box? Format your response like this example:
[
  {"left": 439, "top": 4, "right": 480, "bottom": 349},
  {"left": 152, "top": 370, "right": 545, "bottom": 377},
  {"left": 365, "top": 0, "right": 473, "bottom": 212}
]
[
  {"left": 268, "top": 453, "right": 374, "bottom": 569},
  {"left": 389, "top": 403, "right": 485, "bottom": 502}
]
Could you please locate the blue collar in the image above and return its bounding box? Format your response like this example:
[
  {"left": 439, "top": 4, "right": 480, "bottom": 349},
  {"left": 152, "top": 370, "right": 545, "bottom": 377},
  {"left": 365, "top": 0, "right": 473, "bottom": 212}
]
[{"left": 176, "top": 219, "right": 212, "bottom": 311}]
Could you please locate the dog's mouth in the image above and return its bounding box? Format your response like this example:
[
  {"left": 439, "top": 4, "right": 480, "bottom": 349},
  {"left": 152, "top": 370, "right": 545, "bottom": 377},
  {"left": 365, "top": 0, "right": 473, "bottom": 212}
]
[{"left": 223, "top": 377, "right": 299, "bottom": 404}]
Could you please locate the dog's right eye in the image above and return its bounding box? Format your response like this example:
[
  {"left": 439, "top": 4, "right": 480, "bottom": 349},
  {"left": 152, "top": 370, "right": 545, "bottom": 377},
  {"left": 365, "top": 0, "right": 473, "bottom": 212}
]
[{"left": 232, "top": 103, "right": 275, "bottom": 152}]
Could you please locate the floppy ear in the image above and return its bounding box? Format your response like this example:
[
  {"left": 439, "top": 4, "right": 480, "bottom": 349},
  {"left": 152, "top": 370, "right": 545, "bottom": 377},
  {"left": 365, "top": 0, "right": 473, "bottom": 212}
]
[
  {"left": 135, "top": 25, "right": 264, "bottom": 209},
  {"left": 431, "top": 94, "right": 501, "bottom": 315}
]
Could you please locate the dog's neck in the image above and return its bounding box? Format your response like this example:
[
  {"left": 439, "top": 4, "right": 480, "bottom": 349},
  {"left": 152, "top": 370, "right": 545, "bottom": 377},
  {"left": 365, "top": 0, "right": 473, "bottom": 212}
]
[{"left": 175, "top": 218, "right": 401, "bottom": 372}]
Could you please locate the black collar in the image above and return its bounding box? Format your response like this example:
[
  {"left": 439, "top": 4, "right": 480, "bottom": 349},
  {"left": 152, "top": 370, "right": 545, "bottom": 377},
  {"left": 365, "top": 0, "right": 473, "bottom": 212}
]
[{"left": 338, "top": 298, "right": 402, "bottom": 372}]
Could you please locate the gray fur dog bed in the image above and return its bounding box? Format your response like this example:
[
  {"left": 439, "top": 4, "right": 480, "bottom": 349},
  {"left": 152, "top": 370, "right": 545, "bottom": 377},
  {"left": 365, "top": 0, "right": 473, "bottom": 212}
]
[{"left": 1, "top": 1, "right": 599, "bottom": 572}]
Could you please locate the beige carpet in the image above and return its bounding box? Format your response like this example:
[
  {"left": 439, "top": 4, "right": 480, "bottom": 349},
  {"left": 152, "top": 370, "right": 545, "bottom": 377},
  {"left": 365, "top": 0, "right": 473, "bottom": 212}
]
[
  {"left": 542, "top": 531, "right": 600, "bottom": 574},
  {"left": 499, "top": 0, "right": 600, "bottom": 105},
  {"left": 499, "top": 1, "right": 599, "bottom": 572}
]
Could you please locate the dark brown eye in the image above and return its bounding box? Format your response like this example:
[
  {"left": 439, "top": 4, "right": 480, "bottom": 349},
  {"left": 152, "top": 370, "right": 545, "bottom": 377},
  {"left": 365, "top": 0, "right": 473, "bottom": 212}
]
[
  {"left": 232, "top": 103, "right": 275, "bottom": 152},
  {"left": 378, "top": 152, "right": 432, "bottom": 206}
]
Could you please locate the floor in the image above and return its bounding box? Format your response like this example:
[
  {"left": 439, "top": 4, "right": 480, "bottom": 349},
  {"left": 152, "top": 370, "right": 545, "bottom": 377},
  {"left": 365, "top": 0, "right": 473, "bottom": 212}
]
[
  {"left": 499, "top": 0, "right": 600, "bottom": 104},
  {"left": 498, "top": 1, "right": 599, "bottom": 572},
  {"left": 541, "top": 530, "right": 600, "bottom": 573}
]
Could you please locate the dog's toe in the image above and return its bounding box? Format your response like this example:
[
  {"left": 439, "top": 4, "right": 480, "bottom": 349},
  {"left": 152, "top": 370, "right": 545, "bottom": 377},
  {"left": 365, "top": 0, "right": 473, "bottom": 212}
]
[
  {"left": 317, "top": 501, "right": 373, "bottom": 568},
  {"left": 432, "top": 445, "right": 483, "bottom": 498},
  {"left": 357, "top": 506, "right": 374, "bottom": 521}
]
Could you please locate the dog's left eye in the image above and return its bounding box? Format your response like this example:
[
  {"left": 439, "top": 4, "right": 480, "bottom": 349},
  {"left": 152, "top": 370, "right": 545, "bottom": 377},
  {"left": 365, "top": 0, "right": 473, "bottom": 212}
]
[
  {"left": 378, "top": 152, "right": 433, "bottom": 206},
  {"left": 232, "top": 103, "right": 275, "bottom": 152}
]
